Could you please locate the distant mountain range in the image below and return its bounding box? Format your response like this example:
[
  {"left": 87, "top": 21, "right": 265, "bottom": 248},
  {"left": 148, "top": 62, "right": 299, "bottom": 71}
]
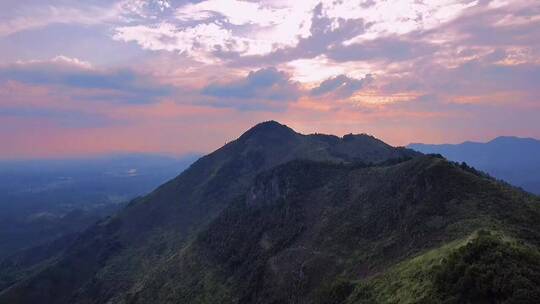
[
  {"left": 0, "top": 153, "right": 198, "bottom": 259},
  {"left": 1, "top": 123, "right": 539, "bottom": 304},
  {"left": 408, "top": 136, "right": 540, "bottom": 194}
]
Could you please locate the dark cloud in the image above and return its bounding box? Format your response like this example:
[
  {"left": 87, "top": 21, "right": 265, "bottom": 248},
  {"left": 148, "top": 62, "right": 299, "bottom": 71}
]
[
  {"left": 198, "top": 68, "right": 374, "bottom": 111},
  {"left": 202, "top": 67, "right": 300, "bottom": 101},
  {"left": 311, "top": 74, "right": 373, "bottom": 99},
  {"left": 378, "top": 58, "right": 540, "bottom": 105},
  {"left": 360, "top": 0, "right": 376, "bottom": 8},
  {"left": 434, "top": 3, "right": 540, "bottom": 48},
  {"left": 0, "top": 58, "right": 172, "bottom": 103},
  {"left": 327, "top": 36, "right": 436, "bottom": 62},
  {"left": 432, "top": 60, "right": 540, "bottom": 94}
]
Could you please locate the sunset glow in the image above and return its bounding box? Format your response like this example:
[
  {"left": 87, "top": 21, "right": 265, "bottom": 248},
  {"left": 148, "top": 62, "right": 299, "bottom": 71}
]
[{"left": 1, "top": 0, "right": 539, "bottom": 158}]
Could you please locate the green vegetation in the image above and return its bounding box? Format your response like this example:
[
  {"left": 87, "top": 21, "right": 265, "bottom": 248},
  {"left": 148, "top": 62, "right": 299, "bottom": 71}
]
[
  {"left": 348, "top": 231, "right": 540, "bottom": 304},
  {"left": 316, "top": 278, "right": 356, "bottom": 304},
  {"left": 347, "top": 237, "right": 469, "bottom": 304},
  {"left": 433, "top": 231, "right": 540, "bottom": 303}
]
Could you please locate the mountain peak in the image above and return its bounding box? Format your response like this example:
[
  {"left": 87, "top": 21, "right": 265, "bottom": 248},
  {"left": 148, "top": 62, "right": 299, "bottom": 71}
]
[
  {"left": 342, "top": 132, "right": 377, "bottom": 141},
  {"left": 251, "top": 120, "right": 291, "bottom": 131},
  {"left": 239, "top": 120, "right": 297, "bottom": 141}
]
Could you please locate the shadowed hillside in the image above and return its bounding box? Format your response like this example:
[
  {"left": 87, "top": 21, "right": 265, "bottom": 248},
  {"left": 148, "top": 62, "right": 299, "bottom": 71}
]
[{"left": 125, "top": 157, "right": 540, "bottom": 303}]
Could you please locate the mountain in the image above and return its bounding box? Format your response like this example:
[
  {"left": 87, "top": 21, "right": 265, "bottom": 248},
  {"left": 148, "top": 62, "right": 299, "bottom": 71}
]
[
  {"left": 0, "top": 153, "right": 198, "bottom": 259},
  {"left": 0, "top": 121, "right": 417, "bottom": 303},
  {"left": 408, "top": 136, "right": 540, "bottom": 194},
  {"left": 1, "top": 122, "right": 539, "bottom": 304}
]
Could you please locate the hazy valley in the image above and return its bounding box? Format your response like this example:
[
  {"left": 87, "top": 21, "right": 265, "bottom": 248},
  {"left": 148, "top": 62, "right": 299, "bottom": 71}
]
[{"left": 0, "top": 154, "right": 198, "bottom": 259}]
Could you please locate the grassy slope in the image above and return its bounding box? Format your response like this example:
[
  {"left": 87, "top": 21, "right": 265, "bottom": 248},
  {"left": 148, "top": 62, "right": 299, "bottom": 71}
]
[
  {"left": 348, "top": 230, "right": 540, "bottom": 304},
  {"left": 347, "top": 233, "right": 476, "bottom": 304}
]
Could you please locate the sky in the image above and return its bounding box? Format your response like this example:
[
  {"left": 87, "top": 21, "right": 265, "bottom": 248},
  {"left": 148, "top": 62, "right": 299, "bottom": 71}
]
[{"left": 0, "top": 0, "right": 539, "bottom": 159}]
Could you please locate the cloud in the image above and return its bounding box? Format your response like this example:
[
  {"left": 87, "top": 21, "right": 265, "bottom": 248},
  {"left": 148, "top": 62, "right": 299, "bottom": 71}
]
[
  {"left": 436, "top": 1, "right": 540, "bottom": 48},
  {"left": 427, "top": 60, "right": 540, "bottom": 95},
  {"left": 108, "top": 0, "right": 476, "bottom": 65},
  {"left": 0, "top": 0, "right": 178, "bottom": 37},
  {"left": 0, "top": 56, "right": 172, "bottom": 104},
  {"left": 229, "top": 3, "right": 366, "bottom": 66},
  {"left": 175, "top": 0, "right": 288, "bottom": 26},
  {"left": 310, "top": 74, "right": 373, "bottom": 99},
  {"left": 113, "top": 22, "right": 239, "bottom": 63},
  {"left": 118, "top": 0, "right": 172, "bottom": 19},
  {"left": 113, "top": 2, "right": 314, "bottom": 61},
  {"left": 231, "top": 1, "right": 447, "bottom": 68},
  {"left": 198, "top": 68, "right": 374, "bottom": 110},
  {"left": 0, "top": 3, "right": 117, "bottom": 37},
  {"left": 200, "top": 67, "right": 301, "bottom": 111},
  {"left": 112, "top": 1, "right": 312, "bottom": 61},
  {"left": 2, "top": 0, "right": 540, "bottom": 160},
  {"left": 175, "top": 1, "right": 315, "bottom": 54},
  {"left": 327, "top": 36, "right": 437, "bottom": 62}
]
